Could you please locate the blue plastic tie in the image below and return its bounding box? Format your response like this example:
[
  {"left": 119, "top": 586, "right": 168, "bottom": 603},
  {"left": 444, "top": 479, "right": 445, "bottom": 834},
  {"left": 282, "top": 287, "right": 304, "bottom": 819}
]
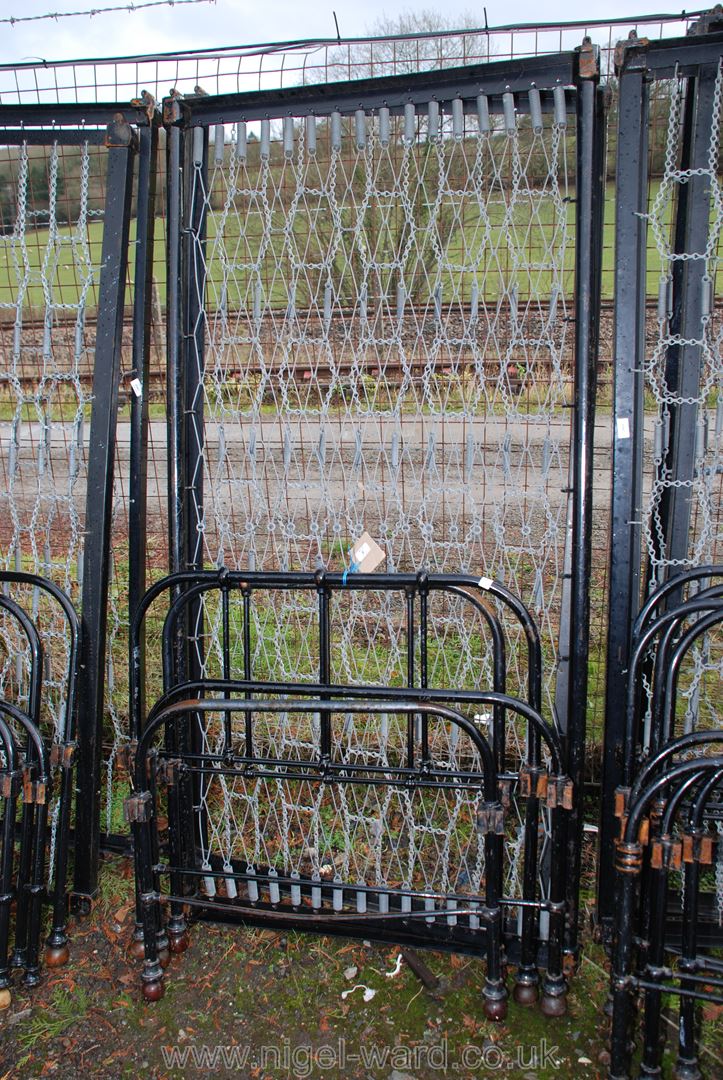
[{"left": 342, "top": 559, "right": 360, "bottom": 586}]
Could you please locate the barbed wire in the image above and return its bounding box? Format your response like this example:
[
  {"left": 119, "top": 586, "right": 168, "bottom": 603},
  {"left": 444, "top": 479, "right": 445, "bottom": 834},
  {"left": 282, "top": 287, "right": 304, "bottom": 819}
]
[{"left": 2, "top": 0, "right": 215, "bottom": 27}]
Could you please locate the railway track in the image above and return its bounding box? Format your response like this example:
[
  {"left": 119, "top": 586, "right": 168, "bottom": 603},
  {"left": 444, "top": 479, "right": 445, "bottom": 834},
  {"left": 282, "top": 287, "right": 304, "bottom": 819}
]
[{"left": 0, "top": 296, "right": 642, "bottom": 397}]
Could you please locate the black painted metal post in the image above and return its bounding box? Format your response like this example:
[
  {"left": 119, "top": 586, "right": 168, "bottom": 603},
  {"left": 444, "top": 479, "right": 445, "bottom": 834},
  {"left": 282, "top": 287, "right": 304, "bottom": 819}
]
[
  {"left": 564, "top": 63, "right": 606, "bottom": 957},
  {"left": 598, "top": 57, "right": 650, "bottom": 933},
  {"left": 164, "top": 99, "right": 186, "bottom": 587},
  {"left": 73, "top": 118, "right": 137, "bottom": 901},
  {"left": 128, "top": 115, "right": 159, "bottom": 727}
]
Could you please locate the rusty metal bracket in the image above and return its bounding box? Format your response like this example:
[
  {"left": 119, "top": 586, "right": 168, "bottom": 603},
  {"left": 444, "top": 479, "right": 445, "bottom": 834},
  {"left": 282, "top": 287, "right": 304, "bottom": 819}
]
[
  {"left": 614, "top": 786, "right": 630, "bottom": 820},
  {"left": 682, "top": 831, "right": 716, "bottom": 865},
  {"left": 0, "top": 771, "right": 20, "bottom": 798},
  {"left": 124, "top": 790, "right": 153, "bottom": 824},
  {"left": 105, "top": 113, "right": 138, "bottom": 150},
  {"left": 498, "top": 779, "right": 512, "bottom": 809},
  {"left": 650, "top": 835, "right": 683, "bottom": 870},
  {"left": 117, "top": 741, "right": 138, "bottom": 777},
  {"left": 477, "top": 801, "right": 505, "bottom": 836},
  {"left": 615, "top": 840, "right": 643, "bottom": 875},
  {"left": 157, "top": 757, "right": 182, "bottom": 785},
  {"left": 22, "top": 768, "right": 47, "bottom": 805},
  {"left": 50, "top": 741, "right": 76, "bottom": 770},
  {"left": 546, "top": 775, "right": 574, "bottom": 810},
  {"left": 519, "top": 764, "right": 548, "bottom": 800},
  {"left": 577, "top": 36, "right": 599, "bottom": 79}
]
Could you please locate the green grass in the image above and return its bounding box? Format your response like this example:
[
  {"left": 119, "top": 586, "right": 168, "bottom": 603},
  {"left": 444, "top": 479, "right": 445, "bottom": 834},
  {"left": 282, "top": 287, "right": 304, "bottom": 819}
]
[{"left": 1, "top": 179, "right": 717, "bottom": 315}]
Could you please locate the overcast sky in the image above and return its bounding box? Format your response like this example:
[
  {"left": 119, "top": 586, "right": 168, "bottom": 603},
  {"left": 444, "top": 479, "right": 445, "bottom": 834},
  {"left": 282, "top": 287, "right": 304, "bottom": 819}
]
[{"left": 0, "top": 0, "right": 696, "bottom": 67}]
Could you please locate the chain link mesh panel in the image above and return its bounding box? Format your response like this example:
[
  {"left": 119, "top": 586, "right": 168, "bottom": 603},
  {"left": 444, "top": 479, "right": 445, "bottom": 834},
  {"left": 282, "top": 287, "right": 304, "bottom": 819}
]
[
  {"left": 641, "top": 59, "right": 723, "bottom": 919},
  {"left": 0, "top": 130, "right": 135, "bottom": 846},
  {"left": 171, "top": 91, "right": 580, "bottom": 919},
  {"left": 188, "top": 99, "right": 574, "bottom": 709}
]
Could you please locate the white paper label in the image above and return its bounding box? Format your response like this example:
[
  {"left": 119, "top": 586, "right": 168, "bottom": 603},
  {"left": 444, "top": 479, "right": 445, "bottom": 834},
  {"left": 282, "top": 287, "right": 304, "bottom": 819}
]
[
  {"left": 478, "top": 576, "right": 494, "bottom": 590},
  {"left": 130, "top": 377, "right": 143, "bottom": 398},
  {"left": 616, "top": 417, "right": 630, "bottom": 439}
]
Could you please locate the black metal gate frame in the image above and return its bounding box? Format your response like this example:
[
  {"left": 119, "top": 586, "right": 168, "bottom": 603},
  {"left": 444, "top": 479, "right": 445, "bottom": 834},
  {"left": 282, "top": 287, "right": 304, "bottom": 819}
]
[
  {"left": 128, "top": 568, "right": 575, "bottom": 1014},
  {"left": 599, "top": 21, "right": 723, "bottom": 935},
  {"left": 161, "top": 42, "right": 606, "bottom": 966},
  {"left": 0, "top": 99, "right": 158, "bottom": 902}
]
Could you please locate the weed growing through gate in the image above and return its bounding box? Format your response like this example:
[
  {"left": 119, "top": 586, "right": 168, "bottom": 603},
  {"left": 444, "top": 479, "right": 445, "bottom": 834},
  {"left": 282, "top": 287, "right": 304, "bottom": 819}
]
[{"left": 16, "top": 985, "right": 90, "bottom": 1061}]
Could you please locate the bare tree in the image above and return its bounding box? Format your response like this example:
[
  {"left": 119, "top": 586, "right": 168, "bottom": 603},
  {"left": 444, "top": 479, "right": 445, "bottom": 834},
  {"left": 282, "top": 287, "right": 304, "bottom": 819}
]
[{"left": 322, "top": 9, "right": 493, "bottom": 82}]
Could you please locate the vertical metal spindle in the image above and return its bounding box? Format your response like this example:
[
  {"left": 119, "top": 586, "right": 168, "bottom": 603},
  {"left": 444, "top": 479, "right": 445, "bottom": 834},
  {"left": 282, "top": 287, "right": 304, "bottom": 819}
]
[
  {"left": 235, "top": 122, "right": 247, "bottom": 162},
  {"left": 452, "top": 97, "right": 464, "bottom": 140},
  {"left": 477, "top": 93, "right": 490, "bottom": 133},
  {"left": 283, "top": 116, "right": 294, "bottom": 157},
  {"left": 305, "top": 115, "right": 317, "bottom": 155},
  {"left": 378, "top": 107, "right": 390, "bottom": 147},
  {"left": 330, "top": 112, "right": 342, "bottom": 151},
  {"left": 268, "top": 867, "right": 280, "bottom": 905},
  {"left": 404, "top": 102, "right": 415, "bottom": 144},
  {"left": 528, "top": 87, "right": 543, "bottom": 133},
  {"left": 290, "top": 871, "right": 301, "bottom": 907},
  {"left": 214, "top": 125, "right": 225, "bottom": 165}
]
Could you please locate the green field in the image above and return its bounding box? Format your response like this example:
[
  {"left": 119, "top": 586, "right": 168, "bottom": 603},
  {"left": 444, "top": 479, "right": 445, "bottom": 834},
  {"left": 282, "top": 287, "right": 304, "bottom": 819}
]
[{"left": 0, "top": 180, "right": 709, "bottom": 316}]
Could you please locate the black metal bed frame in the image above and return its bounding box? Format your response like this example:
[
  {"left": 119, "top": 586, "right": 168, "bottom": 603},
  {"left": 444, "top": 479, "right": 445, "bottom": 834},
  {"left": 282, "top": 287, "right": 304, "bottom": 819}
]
[
  {"left": 126, "top": 568, "right": 574, "bottom": 1015},
  {"left": 0, "top": 573, "right": 79, "bottom": 1007},
  {"left": 608, "top": 569, "right": 723, "bottom": 1079}
]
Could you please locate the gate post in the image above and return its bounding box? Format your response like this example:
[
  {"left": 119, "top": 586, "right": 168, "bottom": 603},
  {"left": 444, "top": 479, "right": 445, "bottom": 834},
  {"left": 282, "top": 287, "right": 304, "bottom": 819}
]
[
  {"left": 128, "top": 104, "right": 160, "bottom": 729},
  {"left": 597, "top": 44, "right": 650, "bottom": 934},
  {"left": 562, "top": 43, "right": 606, "bottom": 959},
  {"left": 73, "top": 116, "right": 138, "bottom": 902}
]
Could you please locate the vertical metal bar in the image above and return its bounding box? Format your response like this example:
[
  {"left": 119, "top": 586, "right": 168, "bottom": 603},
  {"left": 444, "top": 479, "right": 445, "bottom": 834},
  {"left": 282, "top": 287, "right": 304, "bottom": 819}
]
[
  {"left": 222, "top": 583, "right": 232, "bottom": 753},
  {"left": 163, "top": 107, "right": 197, "bottom": 894},
  {"left": 166, "top": 121, "right": 185, "bottom": 583},
  {"left": 418, "top": 577, "right": 429, "bottom": 763},
  {"left": 243, "top": 586, "right": 253, "bottom": 757},
  {"left": 599, "top": 61, "right": 650, "bottom": 932},
  {"left": 654, "top": 66, "right": 717, "bottom": 576},
  {"left": 318, "top": 574, "right": 331, "bottom": 759},
  {"left": 128, "top": 117, "right": 159, "bottom": 729},
  {"left": 405, "top": 585, "right": 416, "bottom": 767},
  {"left": 73, "top": 120, "right": 137, "bottom": 901},
  {"left": 562, "top": 73, "right": 606, "bottom": 960}
]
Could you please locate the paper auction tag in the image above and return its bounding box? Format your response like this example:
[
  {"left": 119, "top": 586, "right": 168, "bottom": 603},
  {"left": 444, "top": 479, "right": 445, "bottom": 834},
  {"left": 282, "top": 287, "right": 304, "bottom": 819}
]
[{"left": 350, "top": 531, "right": 386, "bottom": 573}]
